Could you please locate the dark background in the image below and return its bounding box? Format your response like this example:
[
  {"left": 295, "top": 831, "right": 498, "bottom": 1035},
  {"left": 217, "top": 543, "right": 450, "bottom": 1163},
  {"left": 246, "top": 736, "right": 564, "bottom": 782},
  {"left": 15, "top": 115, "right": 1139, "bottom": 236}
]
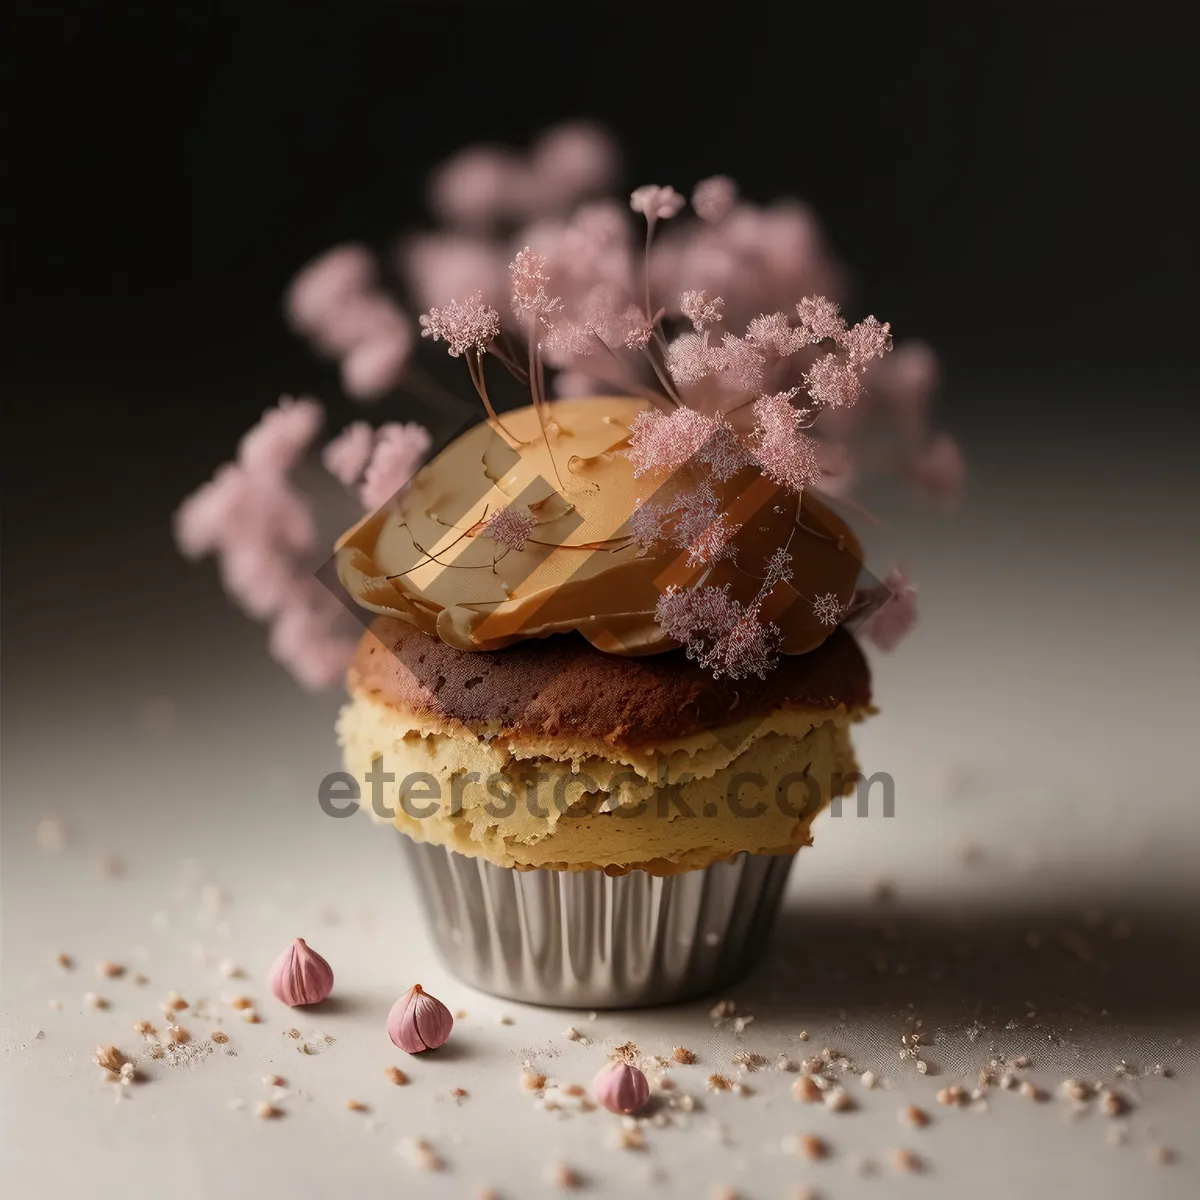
[{"left": 3, "top": 2, "right": 1196, "bottom": 640}]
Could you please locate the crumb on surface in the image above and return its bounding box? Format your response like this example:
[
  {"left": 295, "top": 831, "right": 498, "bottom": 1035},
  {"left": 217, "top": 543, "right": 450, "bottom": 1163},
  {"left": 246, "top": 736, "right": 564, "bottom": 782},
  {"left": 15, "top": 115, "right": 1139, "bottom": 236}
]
[
  {"left": 610, "top": 1041, "right": 638, "bottom": 1063},
  {"left": 210, "top": 1031, "right": 229, "bottom": 1044},
  {"left": 793, "top": 1075, "right": 822, "bottom": 1103},
  {"left": 56, "top": 954, "right": 74, "bottom": 970},
  {"left": 707, "top": 1074, "right": 732, "bottom": 1092},
  {"left": 793, "top": 1134, "right": 828, "bottom": 1160},
  {"left": 547, "top": 1163, "right": 582, "bottom": 1189},
  {"left": 385, "top": 1066, "right": 408, "bottom": 1085},
  {"left": 672, "top": 1046, "right": 697, "bottom": 1065},
  {"left": 83, "top": 993, "right": 108, "bottom": 1010},
  {"left": 900, "top": 1104, "right": 930, "bottom": 1127},
  {"left": 93, "top": 1045, "right": 126, "bottom": 1073},
  {"left": 256, "top": 1102, "right": 283, "bottom": 1119},
  {"left": 521, "top": 1072, "right": 547, "bottom": 1092},
  {"left": 347, "top": 1099, "right": 369, "bottom": 1112},
  {"left": 890, "top": 1148, "right": 924, "bottom": 1173},
  {"left": 264, "top": 1075, "right": 285, "bottom": 1087},
  {"left": 1146, "top": 1145, "right": 1175, "bottom": 1166},
  {"left": 96, "top": 961, "right": 124, "bottom": 978},
  {"left": 616, "top": 1127, "right": 646, "bottom": 1151},
  {"left": 397, "top": 1138, "right": 443, "bottom": 1171}
]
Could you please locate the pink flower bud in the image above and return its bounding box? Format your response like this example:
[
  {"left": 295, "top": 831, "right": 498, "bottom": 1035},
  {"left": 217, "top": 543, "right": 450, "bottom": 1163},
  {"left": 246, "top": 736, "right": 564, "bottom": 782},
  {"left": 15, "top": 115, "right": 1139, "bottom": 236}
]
[
  {"left": 387, "top": 984, "right": 454, "bottom": 1054},
  {"left": 268, "top": 938, "right": 334, "bottom": 1007},
  {"left": 593, "top": 1060, "right": 650, "bottom": 1115}
]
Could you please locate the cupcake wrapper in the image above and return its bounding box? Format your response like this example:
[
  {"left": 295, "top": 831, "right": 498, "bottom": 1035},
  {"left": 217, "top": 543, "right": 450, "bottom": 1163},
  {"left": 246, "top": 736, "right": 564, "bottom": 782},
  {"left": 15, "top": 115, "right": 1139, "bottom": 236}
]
[{"left": 401, "top": 836, "right": 796, "bottom": 1009}]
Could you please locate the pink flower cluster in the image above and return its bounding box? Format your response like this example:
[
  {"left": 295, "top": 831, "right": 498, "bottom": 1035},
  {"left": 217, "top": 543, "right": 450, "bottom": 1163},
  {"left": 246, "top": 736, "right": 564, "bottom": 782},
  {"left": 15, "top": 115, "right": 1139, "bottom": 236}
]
[
  {"left": 176, "top": 400, "right": 431, "bottom": 689},
  {"left": 286, "top": 247, "right": 414, "bottom": 401},
  {"left": 184, "top": 122, "right": 959, "bottom": 690}
]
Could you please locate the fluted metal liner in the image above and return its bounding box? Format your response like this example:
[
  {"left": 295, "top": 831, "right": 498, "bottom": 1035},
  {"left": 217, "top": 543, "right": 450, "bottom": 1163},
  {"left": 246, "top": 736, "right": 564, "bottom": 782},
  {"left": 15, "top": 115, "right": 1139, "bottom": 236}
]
[{"left": 401, "top": 837, "right": 796, "bottom": 1008}]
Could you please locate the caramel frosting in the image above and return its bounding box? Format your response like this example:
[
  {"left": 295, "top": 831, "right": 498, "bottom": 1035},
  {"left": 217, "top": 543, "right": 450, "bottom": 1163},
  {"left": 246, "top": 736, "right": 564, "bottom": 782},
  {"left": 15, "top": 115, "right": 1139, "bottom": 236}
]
[{"left": 336, "top": 397, "right": 863, "bottom": 658}]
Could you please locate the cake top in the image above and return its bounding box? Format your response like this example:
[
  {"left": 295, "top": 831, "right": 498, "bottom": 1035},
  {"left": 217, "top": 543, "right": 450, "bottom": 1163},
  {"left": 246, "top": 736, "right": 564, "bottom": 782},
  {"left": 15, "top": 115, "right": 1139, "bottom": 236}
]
[
  {"left": 336, "top": 396, "right": 865, "bottom": 663},
  {"left": 335, "top": 208, "right": 907, "bottom": 680}
]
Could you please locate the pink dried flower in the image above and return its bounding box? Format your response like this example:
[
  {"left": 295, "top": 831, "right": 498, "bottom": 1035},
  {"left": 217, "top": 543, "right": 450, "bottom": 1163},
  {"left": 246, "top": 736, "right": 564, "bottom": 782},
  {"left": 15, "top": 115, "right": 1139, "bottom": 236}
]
[
  {"left": 286, "top": 245, "right": 376, "bottom": 333},
  {"left": 388, "top": 984, "right": 454, "bottom": 1054},
  {"left": 630, "top": 184, "right": 685, "bottom": 221},
  {"left": 752, "top": 393, "right": 821, "bottom": 493},
  {"left": 628, "top": 498, "right": 672, "bottom": 551},
  {"left": 238, "top": 397, "right": 323, "bottom": 476},
  {"left": 219, "top": 544, "right": 296, "bottom": 620},
  {"left": 763, "top": 546, "right": 793, "bottom": 590},
  {"left": 665, "top": 331, "right": 718, "bottom": 387},
  {"left": 268, "top": 938, "right": 334, "bottom": 1007},
  {"left": 509, "top": 247, "right": 562, "bottom": 318},
  {"left": 692, "top": 175, "right": 738, "bottom": 223},
  {"left": 402, "top": 233, "right": 507, "bottom": 313},
  {"left": 481, "top": 505, "right": 536, "bottom": 552},
  {"left": 908, "top": 434, "right": 965, "bottom": 508},
  {"left": 267, "top": 600, "right": 356, "bottom": 692},
  {"left": 529, "top": 121, "right": 620, "bottom": 208},
  {"left": 714, "top": 334, "right": 766, "bottom": 394},
  {"left": 625, "top": 407, "right": 717, "bottom": 476},
  {"left": 745, "top": 311, "right": 811, "bottom": 357},
  {"left": 541, "top": 317, "right": 595, "bottom": 364},
  {"left": 804, "top": 353, "right": 862, "bottom": 409},
  {"left": 593, "top": 1060, "right": 650, "bottom": 1115},
  {"left": 711, "top": 603, "right": 781, "bottom": 679},
  {"left": 657, "top": 583, "right": 783, "bottom": 680},
  {"left": 839, "top": 315, "right": 893, "bottom": 365},
  {"left": 428, "top": 145, "right": 522, "bottom": 228},
  {"left": 174, "top": 465, "right": 247, "bottom": 560},
  {"left": 796, "top": 295, "right": 846, "bottom": 341},
  {"left": 419, "top": 292, "right": 500, "bottom": 357},
  {"left": 679, "top": 289, "right": 725, "bottom": 331},
  {"left": 322, "top": 421, "right": 374, "bottom": 486},
  {"left": 695, "top": 420, "right": 755, "bottom": 481},
  {"left": 340, "top": 327, "right": 414, "bottom": 401},
  {"left": 685, "top": 512, "right": 740, "bottom": 568},
  {"left": 862, "top": 566, "right": 918, "bottom": 651},
  {"left": 359, "top": 422, "right": 432, "bottom": 511},
  {"left": 671, "top": 480, "right": 721, "bottom": 546},
  {"left": 870, "top": 339, "right": 938, "bottom": 436},
  {"left": 812, "top": 592, "right": 845, "bottom": 627},
  {"left": 623, "top": 318, "right": 653, "bottom": 350},
  {"left": 655, "top": 584, "right": 736, "bottom": 647}
]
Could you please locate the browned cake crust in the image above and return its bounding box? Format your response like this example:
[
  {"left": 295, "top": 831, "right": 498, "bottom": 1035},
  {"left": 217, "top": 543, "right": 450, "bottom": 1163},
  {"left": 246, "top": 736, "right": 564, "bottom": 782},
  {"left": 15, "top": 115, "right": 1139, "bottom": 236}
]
[{"left": 348, "top": 616, "right": 871, "bottom": 749}]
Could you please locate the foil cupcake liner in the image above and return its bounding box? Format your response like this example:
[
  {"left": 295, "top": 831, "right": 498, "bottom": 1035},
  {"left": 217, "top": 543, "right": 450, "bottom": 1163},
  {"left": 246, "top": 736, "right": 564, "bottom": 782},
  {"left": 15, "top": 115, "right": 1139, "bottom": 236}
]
[{"left": 400, "top": 836, "right": 796, "bottom": 1008}]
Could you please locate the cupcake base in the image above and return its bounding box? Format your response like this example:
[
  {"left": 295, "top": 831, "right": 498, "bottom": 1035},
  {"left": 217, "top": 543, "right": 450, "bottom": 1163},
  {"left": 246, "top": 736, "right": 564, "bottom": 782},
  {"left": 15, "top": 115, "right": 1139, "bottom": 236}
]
[{"left": 402, "top": 836, "right": 795, "bottom": 1008}]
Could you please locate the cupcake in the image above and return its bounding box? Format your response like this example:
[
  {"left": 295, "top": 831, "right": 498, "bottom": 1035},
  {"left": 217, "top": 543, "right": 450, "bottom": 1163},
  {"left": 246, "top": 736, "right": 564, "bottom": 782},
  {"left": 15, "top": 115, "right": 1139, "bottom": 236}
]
[
  {"left": 176, "top": 153, "right": 951, "bottom": 1006},
  {"left": 335, "top": 396, "right": 875, "bottom": 1006}
]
